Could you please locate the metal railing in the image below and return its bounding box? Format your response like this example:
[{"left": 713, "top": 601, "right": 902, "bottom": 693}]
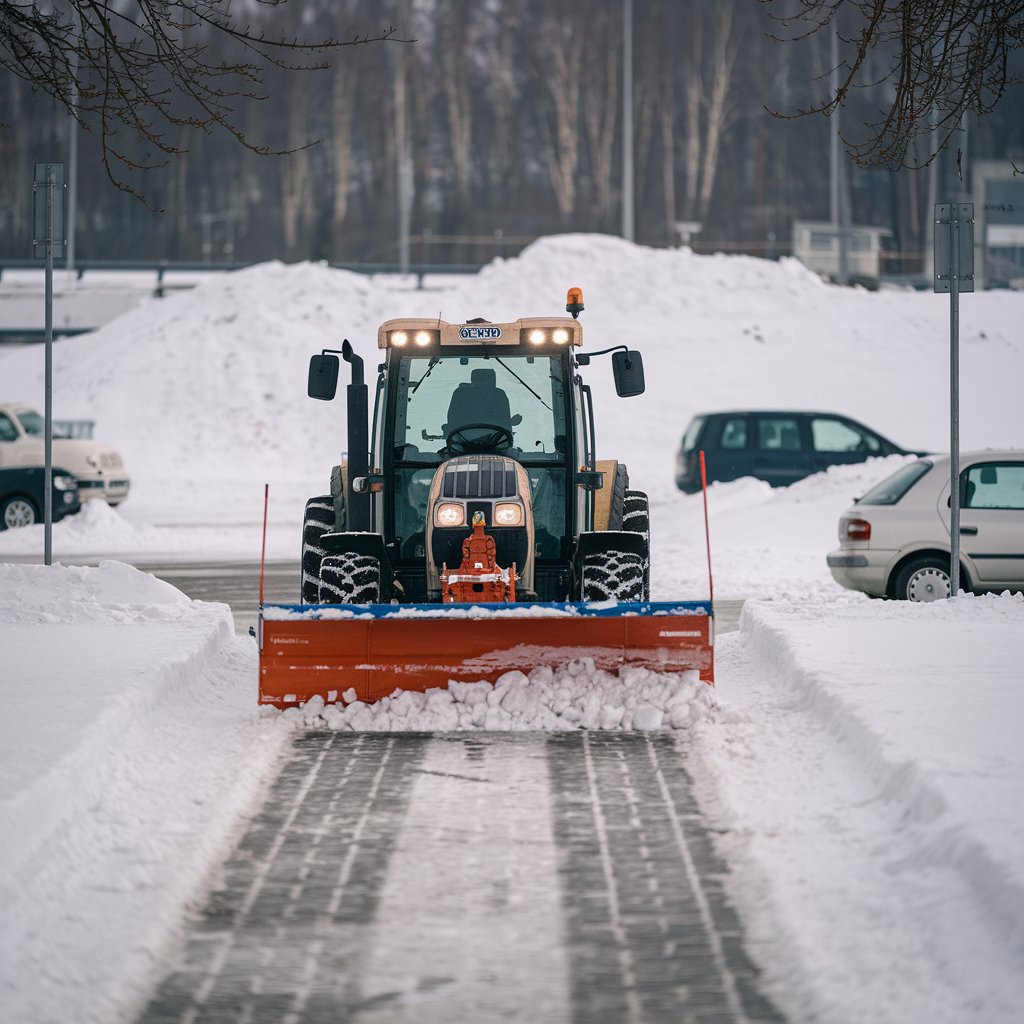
[{"left": 0, "top": 257, "right": 487, "bottom": 295}]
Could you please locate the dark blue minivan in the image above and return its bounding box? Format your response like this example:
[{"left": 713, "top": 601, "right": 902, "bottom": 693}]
[{"left": 675, "top": 410, "right": 923, "bottom": 492}]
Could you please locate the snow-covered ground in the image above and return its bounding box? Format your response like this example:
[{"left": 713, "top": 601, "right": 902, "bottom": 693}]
[{"left": 2, "top": 237, "right": 1023, "bottom": 1022}]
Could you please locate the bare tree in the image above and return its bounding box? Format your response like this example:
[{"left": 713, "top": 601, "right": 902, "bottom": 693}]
[
  {"left": 765, "top": 0, "right": 1024, "bottom": 167},
  {"left": 0, "top": 0, "right": 398, "bottom": 200}
]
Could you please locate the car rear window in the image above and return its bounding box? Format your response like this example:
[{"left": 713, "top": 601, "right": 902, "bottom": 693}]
[
  {"left": 681, "top": 416, "right": 706, "bottom": 451},
  {"left": 858, "top": 460, "right": 932, "bottom": 505}
]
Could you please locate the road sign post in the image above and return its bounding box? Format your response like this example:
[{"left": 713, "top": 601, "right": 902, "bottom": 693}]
[
  {"left": 32, "top": 163, "right": 67, "bottom": 566},
  {"left": 933, "top": 202, "right": 974, "bottom": 598}
]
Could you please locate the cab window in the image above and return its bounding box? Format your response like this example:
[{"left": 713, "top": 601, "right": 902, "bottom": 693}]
[
  {"left": 0, "top": 414, "right": 18, "bottom": 442},
  {"left": 394, "top": 354, "right": 566, "bottom": 460}
]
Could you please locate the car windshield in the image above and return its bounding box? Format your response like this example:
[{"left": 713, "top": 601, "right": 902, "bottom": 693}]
[
  {"left": 15, "top": 410, "right": 44, "bottom": 437},
  {"left": 857, "top": 460, "right": 932, "bottom": 505}
]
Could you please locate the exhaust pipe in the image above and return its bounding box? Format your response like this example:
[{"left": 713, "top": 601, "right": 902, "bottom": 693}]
[{"left": 342, "top": 340, "right": 370, "bottom": 532}]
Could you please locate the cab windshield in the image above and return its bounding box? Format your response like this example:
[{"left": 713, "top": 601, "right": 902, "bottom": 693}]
[
  {"left": 388, "top": 353, "right": 571, "bottom": 560},
  {"left": 393, "top": 353, "right": 567, "bottom": 460}
]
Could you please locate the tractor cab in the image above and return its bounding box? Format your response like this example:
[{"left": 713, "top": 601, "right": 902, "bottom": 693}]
[{"left": 306, "top": 289, "right": 647, "bottom": 603}]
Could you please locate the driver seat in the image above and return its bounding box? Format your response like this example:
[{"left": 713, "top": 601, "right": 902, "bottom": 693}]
[{"left": 444, "top": 368, "right": 513, "bottom": 434}]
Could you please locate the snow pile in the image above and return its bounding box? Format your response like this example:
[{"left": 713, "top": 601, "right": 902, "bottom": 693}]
[
  {"left": 1, "top": 235, "right": 1021, "bottom": 500},
  {"left": 284, "top": 664, "right": 715, "bottom": 732},
  {"left": 0, "top": 556, "right": 187, "bottom": 620},
  {"left": 0, "top": 499, "right": 179, "bottom": 561}
]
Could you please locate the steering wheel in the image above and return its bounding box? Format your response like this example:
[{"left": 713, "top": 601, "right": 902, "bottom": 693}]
[{"left": 445, "top": 422, "right": 514, "bottom": 455}]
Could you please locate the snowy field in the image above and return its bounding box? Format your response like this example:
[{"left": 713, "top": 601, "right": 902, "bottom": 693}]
[{"left": 2, "top": 237, "right": 1023, "bottom": 1022}]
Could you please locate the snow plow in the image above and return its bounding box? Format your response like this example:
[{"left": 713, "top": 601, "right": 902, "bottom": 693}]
[{"left": 257, "top": 289, "right": 713, "bottom": 707}]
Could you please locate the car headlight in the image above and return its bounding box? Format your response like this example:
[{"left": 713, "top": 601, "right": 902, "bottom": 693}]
[
  {"left": 493, "top": 502, "right": 524, "bottom": 527},
  {"left": 434, "top": 502, "right": 466, "bottom": 528},
  {"left": 53, "top": 475, "right": 77, "bottom": 491},
  {"left": 85, "top": 453, "right": 99, "bottom": 469}
]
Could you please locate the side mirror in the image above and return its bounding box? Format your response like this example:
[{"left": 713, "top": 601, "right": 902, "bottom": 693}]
[
  {"left": 611, "top": 350, "right": 645, "bottom": 398},
  {"left": 511, "top": 413, "right": 523, "bottom": 426},
  {"left": 308, "top": 353, "right": 340, "bottom": 401}
]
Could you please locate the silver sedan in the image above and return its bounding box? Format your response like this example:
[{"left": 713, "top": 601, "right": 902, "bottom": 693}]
[{"left": 827, "top": 450, "right": 1024, "bottom": 601}]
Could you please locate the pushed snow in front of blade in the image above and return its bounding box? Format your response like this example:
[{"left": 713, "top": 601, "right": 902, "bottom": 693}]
[{"left": 273, "top": 661, "right": 716, "bottom": 733}]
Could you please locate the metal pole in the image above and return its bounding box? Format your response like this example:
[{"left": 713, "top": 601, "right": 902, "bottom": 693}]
[
  {"left": 949, "top": 213, "right": 960, "bottom": 597},
  {"left": 621, "top": 0, "right": 634, "bottom": 242},
  {"left": 44, "top": 169, "right": 54, "bottom": 566}
]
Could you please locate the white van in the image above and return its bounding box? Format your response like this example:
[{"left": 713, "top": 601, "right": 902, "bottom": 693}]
[{"left": 0, "top": 402, "right": 130, "bottom": 505}]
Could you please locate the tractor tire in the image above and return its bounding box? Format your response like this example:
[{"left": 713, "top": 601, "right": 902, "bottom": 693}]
[
  {"left": 581, "top": 551, "right": 645, "bottom": 603},
  {"left": 621, "top": 489, "right": 651, "bottom": 599},
  {"left": 606, "top": 464, "right": 629, "bottom": 530},
  {"left": 300, "top": 495, "right": 334, "bottom": 603},
  {"left": 319, "top": 553, "right": 382, "bottom": 605},
  {"left": 329, "top": 464, "right": 347, "bottom": 531}
]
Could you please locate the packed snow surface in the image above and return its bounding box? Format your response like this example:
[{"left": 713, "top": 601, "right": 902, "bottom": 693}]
[{"left": 2, "top": 237, "right": 1023, "bottom": 1023}]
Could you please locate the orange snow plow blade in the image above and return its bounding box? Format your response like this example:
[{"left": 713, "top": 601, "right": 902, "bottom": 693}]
[{"left": 257, "top": 600, "right": 713, "bottom": 707}]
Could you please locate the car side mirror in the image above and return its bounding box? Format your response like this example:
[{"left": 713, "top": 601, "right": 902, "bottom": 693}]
[
  {"left": 308, "top": 354, "right": 340, "bottom": 401},
  {"left": 612, "top": 350, "right": 645, "bottom": 398}
]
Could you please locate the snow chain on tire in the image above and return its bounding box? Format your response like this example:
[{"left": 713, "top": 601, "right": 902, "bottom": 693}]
[
  {"left": 621, "top": 489, "right": 651, "bottom": 600},
  {"left": 581, "top": 551, "right": 645, "bottom": 603},
  {"left": 300, "top": 495, "right": 334, "bottom": 603},
  {"left": 319, "top": 553, "right": 382, "bottom": 604}
]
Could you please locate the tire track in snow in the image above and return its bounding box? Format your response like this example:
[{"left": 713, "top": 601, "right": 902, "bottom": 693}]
[{"left": 137, "top": 732, "right": 782, "bottom": 1023}]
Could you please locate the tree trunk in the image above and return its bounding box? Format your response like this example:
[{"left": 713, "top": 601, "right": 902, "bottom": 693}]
[{"left": 697, "top": 6, "right": 739, "bottom": 224}]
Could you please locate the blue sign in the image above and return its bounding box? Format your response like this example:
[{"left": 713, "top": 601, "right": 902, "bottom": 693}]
[{"left": 459, "top": 326, "right": 502, "bottom": 340}]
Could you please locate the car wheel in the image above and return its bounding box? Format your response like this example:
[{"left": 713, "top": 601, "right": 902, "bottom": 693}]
[
  {"left": 893, "top": 555, "right": 955, "bottom": 602},
  {"left": 319, "top": 553, "right": 381, "bottom": 604},
  {"left": 1, "top": 495, "right": 38, "bottom": 530}
]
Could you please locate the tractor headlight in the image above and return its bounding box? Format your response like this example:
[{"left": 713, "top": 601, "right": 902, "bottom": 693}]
[
  {"left": 528, "top": 329, "right": 546, "bottom": 345},
  {"left": 493, "top": 502, "right": 524, "bottom": 527},
  {"left": 390, "top": 330, "right": 409, "bottom": 347},
  {"left": 552, "top": 327, "right": 570, "bottom": 344},
  {"left": 434, "top": 502, "right": 466, "bottom": 528},
  {"left": 414, "top": 330, "right": 437, "bottom": 347}
]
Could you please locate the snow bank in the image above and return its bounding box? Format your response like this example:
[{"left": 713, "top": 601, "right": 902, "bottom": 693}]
[
  {"left": 692, "top": 592, "right": 1024, "bottom": 1023},
  {"left": 0, "top": 563, "right": 292, "bottom": 1024}
]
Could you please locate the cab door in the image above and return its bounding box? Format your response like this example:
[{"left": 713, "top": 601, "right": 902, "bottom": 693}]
[{"left": 956, "top": 460, "right": 1024, "bottom": 586}]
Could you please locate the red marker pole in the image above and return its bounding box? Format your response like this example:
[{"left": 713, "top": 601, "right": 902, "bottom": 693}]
[
  {"left": 259, "top": 484, "right": 269, "bottom": 607},
  {"left": 699, "top": 451, "right": 714, "bottom": 605}
]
